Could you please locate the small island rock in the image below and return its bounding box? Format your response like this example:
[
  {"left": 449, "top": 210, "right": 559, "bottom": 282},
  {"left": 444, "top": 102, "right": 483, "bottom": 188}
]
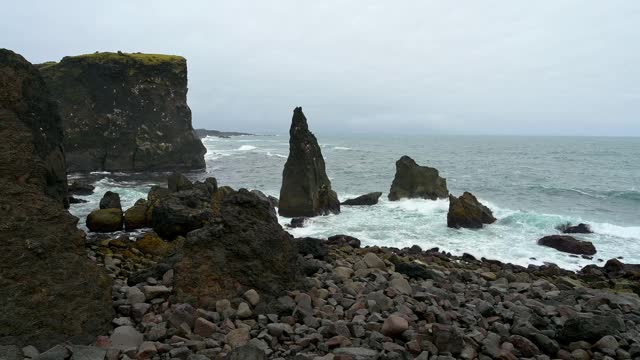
[{"left": 388, "top": 156, "right": 448, "bottom": 201}]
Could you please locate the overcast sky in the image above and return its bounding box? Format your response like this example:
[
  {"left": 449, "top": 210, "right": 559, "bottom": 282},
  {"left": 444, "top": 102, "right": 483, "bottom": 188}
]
[{"left": 3, "top": 1, "right": 640, "bottom": 136}]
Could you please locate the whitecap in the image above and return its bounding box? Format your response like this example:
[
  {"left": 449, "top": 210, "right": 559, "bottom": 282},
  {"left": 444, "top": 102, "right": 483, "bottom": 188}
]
[
  {"left": 334, "top": 146, "right": 352, "bottom": 150},
  {"left": 237, "top": 145, "right": 257, "bottom": 151}
]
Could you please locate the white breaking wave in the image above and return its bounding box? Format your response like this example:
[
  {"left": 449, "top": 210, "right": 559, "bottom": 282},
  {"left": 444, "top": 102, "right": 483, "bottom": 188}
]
[
  {"left": 266, "top": 152, "right": 287, "bottom": 158},
  {"left": 334, "top": 146, "right": 352, "bottom": 150},
  {"left": 237, "top": 145, "right": 257, "bottom": 151}
]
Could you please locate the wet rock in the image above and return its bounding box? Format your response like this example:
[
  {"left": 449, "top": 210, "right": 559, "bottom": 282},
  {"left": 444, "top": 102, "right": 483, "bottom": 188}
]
[
  {"left": 557, "top": 222, "right": 593, "bottom": 234},
  {"left": 341, "top": 192, "right": 382, "bottom": 206},
  {"left": 124, "top": 199, "right": 150, "bottom": 231},
  {"left": 327, "top": 235, "right": 361, "bottom": 248},
  {"left": 86, "top": 208, "right": 124, "bottom": 232},
  {"left": 538, "top": 235, "right": 596, "bottom": 255},
  {"left": 388, "top": 155, "right": 448, "bottom": 201},
  {"left": 289, "top": 217, "right": 307, "bottom": 228},
  {"left": 447, "top": 192, "right": 496, "bottom": 229},
  {"left": 151, "top": 186, "right": 215, "bottom": 239},
  {"left": 68, "top": 181, "right": 95, "bottom": 196},
  {"left": 295, "top": 237, "right": 329, "bottom": 259},
  {"left": 279, "top": 107, "right": 340, "bottom": 217},
  {"left": 168, "top": 172, "right": 193, "bottom": 192},
  {"left": 99, "top": 191, "right": 122, "bottom": 210}
]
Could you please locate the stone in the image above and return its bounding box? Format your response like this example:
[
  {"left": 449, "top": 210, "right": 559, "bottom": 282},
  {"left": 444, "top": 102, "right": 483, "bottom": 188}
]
[
  {"left": 194, "top": 317, "right": 217, "bottom": 338},
  {"left": 289, "top": 217, "right": 307, "bottom": 228},
  {"left": 22, "top": 345, "right": 39, "bottom": 358},
  {"left": 332, "top": 347, "right": 379, "bottom": 360},
  {"left": 237, "top": 302, "right": 252, "bottom": 318},
  {"left": 334, "top": 266, "right": 354, "bottom": 280},
  {"left": 0, "top": 346, "right": 22, "bottom": 360},
  {"left": 508, "top": 335, "right": 540, "bottom": 357},
  {"left": 389, "top": 277, "right": 412, "bottom": 295},
  {"left": 36, "top": 345, "right": 69, "bottom": 360},
  {"left": 136, "top": 342, "right": 157, "bottom": 359},
  {"left": 243, "top": 289, "right": 260, "bottom": 306},
  {"left": 225, "top": 327, "right": 250, "bottom": 349},
  {"left": 278, "top": 107, "right": 340, "bottom": 217},
  {"left": 559, "top": 314, "right": 626, "bottom": 342},
  {"left": 447, "top": 192, "right": 496, "bottom": 229},
  {"left": 225, "top": 344, "right": 266, "bottom": 360},
  {"left": 168, "top": 172, "right": 194, "bottom": 192},
  {"left": 594, "top": 335, "right": 619, "bottom": 354},
  {"left": 327, "top": 235, "right": 362, "bottom": 248},
  {"left": 39, "top": 52, "right": 206, "bottom": 172},
  {"left": 142, "top": 285, "right": 171, "bottom": 299},
  {"left": 557, "top": 222, "right": 593, "bottom": 234},
  {"left": 124, "top": 199, "right": 150, "bottom": 231},
  {"left": 381, "top": 315, "right": 409, "bottom": 337},
  {"left": 151, "top": 185, "right": 215, "bottom": 239},
  {"left": 68, "top": 345, "right": 107, "bottom": 360},
  {"left": 86, "top": 208, "right": 124, "bottom": 232},
  {"left": 109, "top": 325, "right": 143, "bottom": 351},
  {"left": 341, "top": 192, "right": 383, "bottom": 206},
  {"left": 388, "top": 155, "right": 448, "bottom": 201},
  {"left": 126, "top": 287, "right": 146, "bottom": 304},
  {"left": 68, "top": 181, "right": 95, "bottom": 196},
  {"left": 133, "top": 232, "right": 174, "bottom": 257},
  {"left": 295, "top": 237, "right": 329, "bottom": 259},
  {"left": 363, "top": 253, "right": 386, "bottom": 270},
  {"left": 433, "top": 324, "right": 464, "bottom": 355},
  {"left": 538, "top": 235, "right": 596, "bottom": 255},
  {"left": 99, "top": 191, "right": 122, "bottom": 210}
]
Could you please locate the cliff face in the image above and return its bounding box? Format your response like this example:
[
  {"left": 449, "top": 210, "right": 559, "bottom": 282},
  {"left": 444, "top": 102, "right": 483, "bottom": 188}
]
[
  {"left": 0, "top": 49, "right": 113, "bottom": 349},
  {"left": 39, "top": 52, "right": 206, "bottom": 172}
]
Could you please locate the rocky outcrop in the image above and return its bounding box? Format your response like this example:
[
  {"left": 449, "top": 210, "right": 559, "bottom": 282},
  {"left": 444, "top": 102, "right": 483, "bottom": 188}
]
[
  {"left": 557, "top": 222, "right": 593, "bottom": 234},
  {"left": 0, "top": 49, "right": 112, "bottom": 349},
  {"left": 151, "top": 181, "right": 216, "bottom": 239},
  {"left": 388, "top": 156, "right": 448, "bottom": 201},
  {"left": 38, "top": 52, "right": 206, "bottom": 172},
  {"left": 341, "top": 192, "right": 382, "bottom": 206},
  {"left": 173, "top": 189, "right": 302, "bottom": 307},
  {"left": 278, "top": 107, "right": 340, "bottom": 217},
  {"left": 538, "top": 235, "right": 597, "bottom": 255},
  {"left": 99, "top": 190, "right": 122, "bottom": 210},
  {"left": 124, "top": 199, "right": 151, "bottom": 231},
  {"left": 194, "top": 129, "right": 253, "bottom": 138},
  {"left": 447, "top": 192, "right": 496, "bottom": 229}
]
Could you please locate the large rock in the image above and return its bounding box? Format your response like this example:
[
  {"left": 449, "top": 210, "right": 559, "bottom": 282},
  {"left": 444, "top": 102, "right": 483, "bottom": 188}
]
[
  {"left": 124, "top": 199, "right": 150, "bottom": 230},
  {"left": 86, "top": 208, "right": 124, "bottom": 232},
  {"left": 151, "top": 186, "right": 215, "bottom": 239},
  {"left": 341, "top": 192, "right": 382, "bottom": 206},
  {"left": 559, "top": 314, "right": 626, "bottom": 342},
  {"left": 557, "top": 222, "right": 593, "bottom": 234},
  {"left": 278, "top": 107, "right": 340, "bottom": 217},
  {"left": 388, "top": 156, "right": 448, "bottom": 201},
  {"left": 447, "top": 192, "right": 496, "bottom": 229},
  {"left": 173, "top": 189, "right": 302, "bottom": 307},
  {"left": 99, "top": 190, "right": 121, "bottom": 210},
  {"left": 537, "top": 235, "right": 596, "bottom": 255},
  {"left": 0, "top": 49, "right": 113, "bottom": 349},
  {"left": 38, "top": 52, "right": 206, "bottom": 172}
]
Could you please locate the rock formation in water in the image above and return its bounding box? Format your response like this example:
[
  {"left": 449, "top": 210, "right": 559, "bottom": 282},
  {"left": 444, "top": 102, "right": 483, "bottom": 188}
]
[
  {"left": 0, "top": 49, "right": 113, "bottom": 349},
  {"left": 341, "top": 192, "right": 383, "bottom": 206},
  {"left": 38, "top": 52, "right": 206, "bottom": 172},
  {"left": 447, "top": 191, "right": 496, "bottom": 229},
  {"left": 388, "top": 155, "right": 448, "bottom": 201},
  {"left": 173, "top": 189, "right": 302, "bottom": 307},
  {"left": 538, "top": 235, "right": 597, "bottom": 255},
  {"left": 557, "top": 222, "right": 593, "bottom": 234},
  {"left": 278, "top": 107, "right": 340, "bottom": 217}
]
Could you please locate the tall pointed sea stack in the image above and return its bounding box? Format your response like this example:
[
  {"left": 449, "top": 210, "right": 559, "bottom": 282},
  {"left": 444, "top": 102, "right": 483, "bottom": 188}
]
[
  {"left": 279, "top": 107, "right": 340, "bottom": 217},
  {"left": 38, "top": 52, "right": 206, "bottom": 172},
  {"left": 0, "top": 49, "right": 113, "bottom": 349}
]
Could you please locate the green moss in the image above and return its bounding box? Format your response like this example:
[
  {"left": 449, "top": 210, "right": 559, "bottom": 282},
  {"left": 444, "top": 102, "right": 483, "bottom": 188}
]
[
  {"left": 64, "top": 52, "right": 185, "bottom": 66},
  {"left": 34, "top": 61, "right": 58, "bottom": 70}
]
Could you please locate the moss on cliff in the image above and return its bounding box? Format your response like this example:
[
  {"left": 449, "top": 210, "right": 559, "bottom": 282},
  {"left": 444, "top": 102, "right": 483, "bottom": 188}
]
[{"left": 66, "top": 52, "right": 185, "bottom": 65}]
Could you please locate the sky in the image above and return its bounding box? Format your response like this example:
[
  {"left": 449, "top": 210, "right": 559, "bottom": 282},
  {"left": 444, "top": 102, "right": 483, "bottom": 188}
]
[{"left": 2, "top": 1, "right": 640, "bottom": 136}]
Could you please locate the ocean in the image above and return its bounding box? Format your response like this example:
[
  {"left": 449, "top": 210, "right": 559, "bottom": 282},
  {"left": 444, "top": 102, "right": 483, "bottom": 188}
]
[{"left": 69, "top": 134, "right": 640, "bottom": 271}]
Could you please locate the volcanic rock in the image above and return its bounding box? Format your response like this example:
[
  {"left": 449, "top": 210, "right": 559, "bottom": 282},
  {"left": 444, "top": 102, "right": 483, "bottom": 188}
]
[
  {"left": 151, "top": 185, "right": 215, "bottom": 239},
  {"left": 557, "top": 222, "right": 593, "bottom": 234},
  {"left": 68, "top": 181, "right": 94, "bottom": 195},
  {"left": 447, "top": 191, "right": 496, "bottom": 229},
  {"left": 124, "top": 199, "right": 150, "bottom": 230},
  {"left": 38, "top": 52, "right": 206, "bottom": 172},
  {"left": 278, "top": 107, "right": 340, "bottom": 217},
  {"left": 388, "top": 156, "right": 448, "bottom": 201},
  {"left": 86, "top": 208, "right": 124, "bottom": 232},
  {"left": 538, "top": 235, "right": 597, "bottom": 255},
  {"left": 341, "top": 192, "right": 382, "bottom": 206},
  {"left": 99, "top": 191, "right": 122, "bottom": 210}
]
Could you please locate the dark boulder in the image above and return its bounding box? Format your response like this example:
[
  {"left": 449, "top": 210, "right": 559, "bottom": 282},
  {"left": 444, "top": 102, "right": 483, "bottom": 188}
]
[
  {"left": 288, "top": 217, "right": 307, "bottom": 228},
  {"left": 556, "top": 222, "right": 593, "bottom": 234},
  {"left": 395, "top": 262, "right": 431, "bottom": 279},
  {"left": 278, "top": 107, "right": 340, "bottom": 217},
  {"left": 294, "top": 237, "right": 329, "bottom": 259},
  {"left": 537, "top": 235, "right": 596, "bottom": 255},
  {"left": 251, "top": 189, "right": 277, "bottom": 217},
  {"left": 0, "top": 49, "right": 112, "bottom": 349},
  {"left": 559, "top": 314, "right": 626, "bottom": 342},
  {"left": 327, "top": 234, "right": 361, "bottom": 248},
  {"left": 388, "top": 156, "right": 448, "bottom": 201},
  {"left": 86, "top": 208, "right": 124, "bottom": 232},
  {"left": 173, "top": 189, "right": 302, "bottom": 307},
  {"left": 447, "top": 192, "right": 496, "bottom": 229},
  {"left": 341, "top": 192, "right": 382, "bottom": 206},
  {"left": 124, "top": 199, "right": 150, "bottom": 231},
  {"left": 68, "top": 196, "right": 88, "bottom": 204},
  {"left": 39, "top": 52, "right": 206, "bottom": 172},
  {"left": 168, "top": 172, "right": 193, "bottom": 193},
  {"left": 99, "top": 190, "right": 122, "bottom": 210},
  {"left": 68, "top": 181, "right": 95, "bottom": 196},
  {"left": 151, "top": 186, "right": 215, "bottom": 239}
]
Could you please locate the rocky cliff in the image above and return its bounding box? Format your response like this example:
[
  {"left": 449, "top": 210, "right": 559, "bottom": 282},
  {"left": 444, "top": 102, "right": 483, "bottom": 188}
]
[
  {"left": 38, "top": 52, "right": 206, "bottom": 172},
  {"left": 0, "top": 49, "right": 113, "bottom": 349},
  {"left": 279, "top": 107, "right": 340, "bottom": 217}
]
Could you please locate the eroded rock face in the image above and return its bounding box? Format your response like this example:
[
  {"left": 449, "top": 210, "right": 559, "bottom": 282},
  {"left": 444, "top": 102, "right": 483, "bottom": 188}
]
[
  {"left": 388, "top": 156, "right": 448, "bottom": 201},
  {"left": 278, "top": 107, "right": 340, "bottom": 217},
  {"left": 538, "top": 235, "right": 597, "bottom": 255},
  {"left": 447, "top": 192, "right": 496, "bottom": 229},
  {"left": 38, "top": 52, "right": 206, "bottom": 172},
  {"left": 174, "top": 189, "right": 302, "bottom": 307},
  {"left": 0, "top": 49, "right": 112, "bottom": 349}
]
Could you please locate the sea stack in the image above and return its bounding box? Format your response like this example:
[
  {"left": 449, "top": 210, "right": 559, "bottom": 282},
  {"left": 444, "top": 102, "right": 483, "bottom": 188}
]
[
  {"left": 38, "top": 52, "right": 206, "bottom": 172},
  {"left": 388, "top": 155, "right": 449, "bottom": 201},
  {"left": 0, "top": 49, "right": 113, "bottom": 349},
  {"left": 447, "top": 192, "right": 496, "bottom": 229},
  {"left": 278, "top": 107, "right": 340, "bottom": 217}
]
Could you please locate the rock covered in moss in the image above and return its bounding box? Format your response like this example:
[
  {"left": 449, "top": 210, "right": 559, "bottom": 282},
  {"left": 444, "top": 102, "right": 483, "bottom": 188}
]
[
  {"left": 278, "top": 107, "right": 340, "bottom": 217},
  {"left": 87, "top": 208, "right": 124, "bottom": 232},
  {"left": 388, "top": 156, "right": 448, "bottom": 201},
  {"left": 447, "top": 192, "right": 496, "bottom": 229},
  {"left": 38, "top": 52, "right": 206, "bottom": 172},
  {"left": 0, "top": 49, "right": 112, "bottom": 349},
  {"left": 124, "top": 199, "right": 150, "bottom": 230}
]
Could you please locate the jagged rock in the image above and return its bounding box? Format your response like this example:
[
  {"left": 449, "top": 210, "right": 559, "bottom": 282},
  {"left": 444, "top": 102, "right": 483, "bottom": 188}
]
[
  {"left": 557, "top": 222, "right": 593, "bottom": 234},
  {"left": 68, "top": 181, "right": 94, "bottom": 195},
  {"left": 86, "top": 208, "right": 124, "bottom": 232},
  {"left": 288, "top": 217, "right": 307, "bottom": 228},
  {"left": 0, "top": 47, "right": 112, "bottom": 351},
  {"left": 327, "top": 235, "right": 361, "bottom": 248},
  {"left": 278, "top": 107, "right": 340, "bottom": 217},
  {"left": 124, "top": 199, "right": 150, "bottom": 230},
  {"left": 211, "top": 185, "right": 235, "bottom": 216},
  {"left": 294, "top": 237, "right": 329, "bottom": 259},
  {"left": 168, "top": 172, "right": 193, "bottom": 192},
  {"left": 151, "top": 185, "right": 215, "bottom": 239},
  {"left": 173, "top": 189, "right": 302, "bottom": 307},
  {"left": 388, "top": 156, "right": 448, "bottom": 201},
  {"left": 99, "top": 191, "right": 122, "bottom": 210},
  {"left": 538, "top": 235, "right": 596, "bottom": 255},
  {"left": 341, "top": 192, "right": 382, "bottom": 206},
  {"left": 447, "top": 192, "right": 496, "bottom": 229},
  {"left": 68, "top": 196, "right": 88, "bottom": 204},
  {"left": 39, "top": 52, "right": 206, "bottom": 172}
]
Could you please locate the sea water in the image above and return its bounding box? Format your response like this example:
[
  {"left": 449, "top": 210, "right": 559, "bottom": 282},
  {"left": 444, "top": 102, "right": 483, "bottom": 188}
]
[{"left": 69, "top": 134, "right": 640, "bottom": 271}]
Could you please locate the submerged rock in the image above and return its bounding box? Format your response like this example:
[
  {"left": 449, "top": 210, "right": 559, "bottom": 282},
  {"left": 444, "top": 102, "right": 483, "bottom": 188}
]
[
  {"left": 39, "top": 52, "right": 206, "bottom": 172},
  {"left": 388, "top": 155, "right": 448, "bottom": 201},
  {"left": 341, "top": 192, "right": 382, "bottom": 206},
  {"left": 557, "top": 222, "right": 593, "bottom": 234},
  {"left": 538, "top": 235, "right": 596, "bottom": 255},
  {"left": 0, "top": 49, "right": 112, "bottom": 349},
  {"left": 278, "top": 107, "right": 340, "bottom": 217},
  {"left": 447, "top": 191, "right": 496, "bottom": 229},
  {"left": 68, "top": 181, "right": 94, "bottom": 195},
  {"left": 173, "top": 189, "right": 302, "bottom": 306}
]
